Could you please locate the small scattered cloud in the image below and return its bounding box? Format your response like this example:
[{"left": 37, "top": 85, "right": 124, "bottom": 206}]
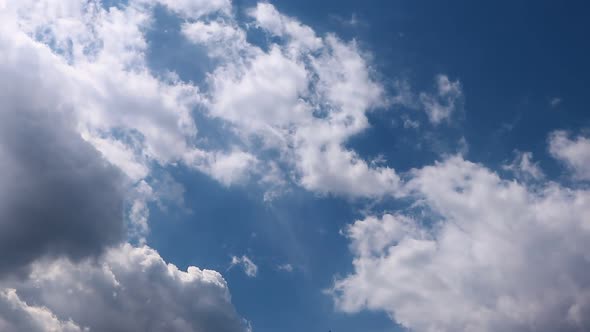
[
  {"left": 550, "top": 97, "right": 562, "bottom": 108},
  {"left": 230, "top": 255, "right": 258, "bottom": 278},
  {"left": 502, "top": 150, "right": 544, "bottom": 180},
  {"left": 402, "top": 116, "right": 420, "bottom": 129},
  {"left": 277, "top": 263, "right": 294, "bottom": 272},
  {"left": 419, "top": 75, "right": 464, "bottom": 125},
  {"left": 330, "top": 13, "right": 366, "bottom": 28},
  {"left": 457, "top": 136, "right": 469, "bottom": 156}
]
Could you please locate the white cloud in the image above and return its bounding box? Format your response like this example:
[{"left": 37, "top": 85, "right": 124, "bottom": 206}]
[
  {"left": 231, "top": 256, "right": 259, "bottom": 278},
  {"left": 248, "top": 2, "right": 322, "bottom": 51},
  {"left": 183, "top": 149, "right": 258, "bottom": 187},
  {"left": 278, "top": 263, "right": 294, "bottom": 272},
  {"left": 2, "top": 0, "right": 402, "bottom": 202},
  {"left": 198, "top": 3, "right": 396, "bottom": 198},
  {"left": 419, "top": 74, "right": 463, "bottom": 125},
  {"left": 149, "top": 0, "right": 231, "bottom": 19},
  {"left": 181, "top": 20, "right": 249, "bottom": 59},
  {"left": 296, "top": 143, "right": 400, "bottom": 197},
  {"left": 549, "top": 131, "right": 590, "bottom": 180},
  {"left": 85, "top": 135, "right": 149, "bottom": 182},
  {"left": 0, "top": 289, "right": 83, "bottom": 332},
  {"left": 333, "top": 156, "right": 590, "bottom": 332},
  {"left": 503, "top": 151, "right": 544, "bottom": 180},
  {"left": 1, "top": 244, "right": 249, "bottom": 332},
  {"left": 403, "top": 117, "right": 420, "bottom": 129}
]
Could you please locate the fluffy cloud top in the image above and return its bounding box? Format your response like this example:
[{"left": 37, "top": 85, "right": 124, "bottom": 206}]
[
  {"left": 1, "top": 244, "right": 249, "bottom": 332},
  {"left": 332, "top": 156, "right": 590, "bottom": 332},
  {"left": 0, "top": 289, "right": 82, "bottom": 332}
]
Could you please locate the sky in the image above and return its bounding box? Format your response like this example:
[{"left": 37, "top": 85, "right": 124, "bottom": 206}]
[{"left": 0, "top": 1, "right": 590, "bottom": 332}]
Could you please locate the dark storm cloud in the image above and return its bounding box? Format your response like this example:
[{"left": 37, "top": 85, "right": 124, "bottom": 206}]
[{"left": 0, "top": 108, "right": 126, "bottom": 274}]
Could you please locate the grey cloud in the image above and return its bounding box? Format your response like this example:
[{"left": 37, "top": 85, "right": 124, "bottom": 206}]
[
  {"left": 0, "top": 289, "right": 82, "bottom": 332},
  {"left": 0, "top": 108, "right": 125, "bottom": 275}
]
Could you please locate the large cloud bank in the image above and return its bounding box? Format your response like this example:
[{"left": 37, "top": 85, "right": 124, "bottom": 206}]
[{"left": 332, "top": 152, "right": 590, "bottom": 332}]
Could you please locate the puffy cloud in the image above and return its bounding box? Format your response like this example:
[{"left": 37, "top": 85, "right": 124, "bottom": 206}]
[
  {"left": 419, "top": 75, "right": 463, "bottom": 125},
  {"left": 549, "top": 131, "right": 590, "bottom": 180},
  {"left": 333, "top": 156, "right": 590, "bottom": 332},
  {"left": 181, "top": 20, "right": 248, "bottom": 59},
  {"left": 0, "top": 289, "right": 83, "bottom": 332},
  {"left": 296, "top": 143, "right": 400, "bottom": 197},
  {"left": 248, "top": 2, "right": 322, "bottom": 51},
  {"left": 183, "top": 149, "right": 258, "bottom": 187},
  {"left": 207, "top": 45, "right": 310, "bottom": 132},
  {"left": 230, "top": 256, "right": 259, "bottom": 278},
  {"left": 1, "top": 244, "right": 249, "bottom": 332},
  {"left": 197, "top": 3, "right": 397, "bottom": 198}
]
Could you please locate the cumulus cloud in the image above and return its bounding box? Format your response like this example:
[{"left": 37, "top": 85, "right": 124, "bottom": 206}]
[
  {"left": 333, "top": 156, "right": 590, "bottom": 332},
  {"left": 230, "top": 256, "right": 259, "bottom": 278},
  {"left": 3, "top": 0, "right": 405, "bottom": 204},
  {"left": 191, "top": 3, "right": 400, "bottom": 198},
  {"left": 419, "top": 75, "right": 463, "bottom": 125},
  {"left": 0, "top": 1, "right": 255, "bottom": 329},
  {"left": 0, "top": 289, "right": 83, "bottom": 332},
  {"left": 1, "top": 244, "right": 249, "bottom": 332},
  {"left": 248, "top": 2, "right": 322, "bottom": 51},
  {"left": 549, "top": 131, "right": 590, "bottom": 180},
  {"left": 182, "top": 20, "right": 247, "bottom": 58}
]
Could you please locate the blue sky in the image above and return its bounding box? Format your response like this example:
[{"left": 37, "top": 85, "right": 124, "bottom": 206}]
[
  {"left": 1, "top": 1, "right": 590, "bottom": 332},
  {"left": 144, "top": 1, "right": 590, "bottom": 331}
]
